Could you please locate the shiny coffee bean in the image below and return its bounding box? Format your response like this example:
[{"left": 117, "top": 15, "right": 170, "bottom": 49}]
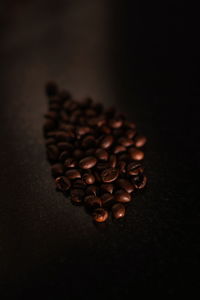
[
  {"left": 129, "top": 148, "right": 144, "bottom": 160},
  {"left": 101, "top": 183, "right": 114, "bottom": 194},
  {"left": 117, "top": 179, "right": 134, "bottom": 193},
  {"left": 55, "top": 176, "right": 71, "bottom": 192},
  {"left": 101, "top": 168, "right": 119, "bottom": 183},
  {"left": 95, "top": 162, "right": 109, "bottom": 170},
  {"left": 113, "top": 145, "right": 126, "bottom": 154},
  {"left": 57, "top": 142, "right": 73, "bottom": 151},
  {"left": 79, "top": 156, "right": 97, "bottom": 169},
  {"left": 86, "top": 185, "right": 98, "bottom": 196},
  {"left": 127, "top": 162, "right": 142, "bottom": 176},
  {"left": 125, "top": 121, "right": 136, "bottom": 129},
  {"left": 76, "top": 126, "right": 91, "bottom": 136},
  {"left": 64, "top": 158, "right": 76, "bottom": 168},
  {"left": 83, "top": 173, "right": 95, "bottom": 185},
  {"left": 119, "top": 137, "right": 134, "bottom": 147},
  {"left": 100, "top": 135, "right": 114, "bottom": 149},
  {"left": 51, "top": 163, "right": 64, "bottom": 177},
  {"left": 95, "top": 148, "right": 109, "bottom": 161},
  {"left": 73, "top": 179, "right": 86, "bottom": 189},
  {"left": 71, "top": 196, "right": 82, "bottom": 204},
  {"left": 46, "top": 144, "right": 59, "bottom": 161},
  {"left": 125, "top": 129, "right": 136, "bottom": 139},
  {"left": 112, "top": 203, "right": 126, "bottom": 219},
  {"left": 109, "top": 118, "right": 123, "bottom": 129},
  {"left": 134, "top": 175, "right": 147, "bottom": 190},
  {"left": 134, "top": 135, "right": 147, "bottom": 148},
  {"left": 92, "top": 208, "right": 109, "bottom": 223},
  {"left": 101, "top": 193, "right": 114, "bottom": 206},
  {"left": 84, "top": 195, "right": 102, "bottom": 208},
  {"left": 109, "top": 155, "right": 117, "bottom": 168},
  {"left": 115, "top": 190, "right": 131, "bottom": 203},
  {"left": 59, "top": 151, "right": 70, "bottom": 162},
  {"left": 65, "top": 169, "right": 81, "bottom": 179},
  {"left": 81, "top": 135, "right": 96, "bottom": 149}
]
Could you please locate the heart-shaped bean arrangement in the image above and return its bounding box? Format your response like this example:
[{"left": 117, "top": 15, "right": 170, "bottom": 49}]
[{"left": 44, "top": 82, "right": 147, "bottom": 223}]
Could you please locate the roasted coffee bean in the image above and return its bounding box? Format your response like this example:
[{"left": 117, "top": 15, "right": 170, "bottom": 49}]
[
  {"left": 85, "top": 108, "right": 97, "bottom": 117},
  {"left": 92, "top": 208, "right": 109, "bottom": 223},
  {"left": 65, "top": 169, "right": 81, "bottom": 179},
  {"left": 117, "top": 161, "right": 126, "bottom": 173},
  {"left": 112, "top": 203, "right": 126, "bottom": 219},
  {"left": 64, "top": 158, "right": 76, "bottom": 168},
  {"left": 59, "top": 123, "right": 74, "bottom": 131},
  {"left": 84, "top": 195, "right": 102, "bottom": 208},
  {"left": 105, "top": 106, "right": 116, "bottom": 118},
  {"left": 109, "top": 155, "right": 117, "bottom": 168},
  {"left": 86, "top": 185, "right": 98, "bottom": 196},
  {"left": 100, "top": 135, "right": 114, "bottom": 149},
  {"left": 127, "top": 162, "right": 142, "bottom": 176},
  {"left": 95, "top": 149, "right": 109, "bottom": 161},
  {"left": 44, "top": 111, "right": 58, "bottom": 120},
  {"left": 134, "top": 135, "right": 147, "bottom": 148},
  {"left": 55, "top": 176, "right": 71, "bottom": 192},
  {"left": 46, "top": 144, "right": 59, "bottom": 161},
  {"left": 109, "top": 118, "right": 123, "bottom": 129},
  {"left": 51, "top": 163, "right": 64, "bottom": 177},
  {"left": 79, "top": 156, "right": 97, "bottom": 169},
  {"left": 83, "top": 173, "right": 95, "bottom": 185},
  {"left": 101, "top": 168, "right": 119, "bottom": 183},
  {"left": 115, "top": 190, "right": 131, "bottom": 203},
  {"left": 95, "top": 162, "right": 109, "bottom": 170},
  {"left": 43, "top": 119, "right": 56, "bottom": 132},
  {"left": 119, "top": 137, "right": 134, "bottom": 147},
  {"left": 57, "top": 142, "right": 73, "bottom": 151},
  {"left": 71, "top": 196, "right": 82, "bottom": 204},
  {"left": 59, "top": 151, "right": 71, "bottom": 162},
  {"left": 117, "top": 179, "right": 134, "bottom": 193},
  {"left": 125, "top": 129, "right": 136, "bottom": 139},
  {"left": 59, "top": 111, "right": 69, "bottom": 122},
  {"left": 85, "top": 148, "right": 95, "bottom": 156},
  {"left": 76, "top": 126, "right": 91, "bottom": 136},
  {"left": 101, "top": 126, "right": 111, "bottom": 135},
  {"left": 46, "top": 81, "right": 58, "bottom": 96},
  {"left": 125, "top": 121, "right": 136, "bottom": 129},
  {"left": 118, "top": 153, "right": 129, "bottom": 161},
  {"left": 133, "top": 175, "right": 147, "bottom": 190},
  {"left": 113, "top": 145, "right": 126, "bottom": 154},
  {"left": 101, "top": 183, "right": 114, "bottom": 194},
  {"left": 101, "top": 193, "right": 114, "bottom": 206},
  {"left": 94, "top": 171, "right": 101, "bottom": 182},
  {"left": 129, "top": 148, "right": 144, "bottom": 160},
  {"left": 45, "top": 138, "right": 56, "bottom": 146},
  {"left": 96, "top": 116, "right": 106, "bottom": 127}
]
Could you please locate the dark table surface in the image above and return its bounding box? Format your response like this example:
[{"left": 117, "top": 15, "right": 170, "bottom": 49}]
[{"left": 0, "top": 0, "right": 199, "bottom": 298}]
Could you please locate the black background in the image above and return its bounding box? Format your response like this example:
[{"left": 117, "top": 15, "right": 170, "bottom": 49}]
[{"left": 0, "top": 0, "right": 199, "bottom": 298}]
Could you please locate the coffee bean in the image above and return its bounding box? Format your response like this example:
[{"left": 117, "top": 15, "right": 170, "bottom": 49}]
[
  {"left": 44, "top": 111, "right": 58, "bottom": 120},
  {"left": 85, "top": 148, "right": 95, "bottom": 156},
  {"left": 119, "top": 137, "right": 134, "bottom": 147},
  {"left": 79, "top": 156, "right": 97, "bottom": 169},
  {"left": 48, "top": 95, "right": 61, "bottom": 104},
  {"left": 101, "top": 193, "right": 114, "bottom": 206},
  {"left": 84, "top": 195, "right": 102, "bottom": 208},
  {"left": 125, "top": 129, "right": 136, "bottom": 139},
  {"left": 127, "top": 162, "right": 142, "bottom": 176},
  {"left": 125, "top": 121, "right": 136, "bottom": 129},
  {"left": 95, "top": 162, "right": 109, "bottom": 170},
  {"left": 109, "top": 118, "right": 123, "bottom": 129},
  {"left": 71, "top": 196, "right": 82, "bottom": 204},
  {"left": 133, "top": 175, "right": 147, "bottom": 190},
  {"left": 100, "top": 135, "right": 114, "bottom": 149},
  {"left": 57, "top": 142, "right": 73, "bottom": 151},
  {"left": 73, "top": 179, "right": 86, "bottom": 189},
  {"left": 94, "top": 171, "right": 101, "bottom": 182},
  {"left": 92, "top": 208, "right": 109, "bottom": 222},
  {"left": 109, "top": 155, "right": 117, "bottom": 168},
  {"left": 51, "top": 163, "right": 64, "bottom": 177},
  {"left": 46, "top": 144, "right": 59, "bottom": 161},
  {"left": 129, "top": 148, "right": 144, "bottom": 160},
  {"left": 59, "top": 151, "right": 71, "bottom": 162},
  {"left": 65, "top": 169, "right": 81, "bottom": 179},
  {"left": 101, "top": 126, "right": 111, "bottom": 135},
  {"left": 95, "top": 149, "right": 109, "bottom": 161},
  {"left": 64, "top": 158, "right": 76, "bottom": 168},
  {"left": 113, "top": 145, "right": 126, "bottom": 154},
  {"left": 55, "top": 176, "right": 71, "bottom": 192},
  {"left": 115, "top": 190, "right": 131, "bottom": 203},
  {"left": 76, "top": 126, "right": 91, "bottom": 136},
  {"left": 86, "top": 185, "right": 98, "bottom": 196},
  {"left": 112, "top": 203, "right": 125, "bottom": 219},
  {"left": 117, "top": 179, "right": 134, "bottom": 193},
  {"left": 59, "top": 123, "right": 74, "bottom": 131},
  {"left": 71, "top": 188, "right": 85, "bottom": 198},
  {"left": 73, "top": 149, "right": 84, "bottom": 159},
  {"left": 46, "top": 81, "right": 58, "bottom": 96},
  {"left": 81, "top": 136, "right": 96, "bottom": 149},
  {"left": 101, "top": 183, "right": 114, "bottom": 194},
  {"left": 135, "top": 135, "right": 147, "bottom": 148},
  {"left": 45, "top": 138, "right": 56, "bottom": 146},
  {"left": 101, "top": 168, "right": 119, "bottom": 183},
  {"left": 83, "top": 173, "right": 95, "bottom": 185}
]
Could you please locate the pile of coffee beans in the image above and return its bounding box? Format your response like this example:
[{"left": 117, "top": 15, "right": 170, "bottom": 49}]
[{"left": 44, "top": 82, "right": 147, "bottom": 223}]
